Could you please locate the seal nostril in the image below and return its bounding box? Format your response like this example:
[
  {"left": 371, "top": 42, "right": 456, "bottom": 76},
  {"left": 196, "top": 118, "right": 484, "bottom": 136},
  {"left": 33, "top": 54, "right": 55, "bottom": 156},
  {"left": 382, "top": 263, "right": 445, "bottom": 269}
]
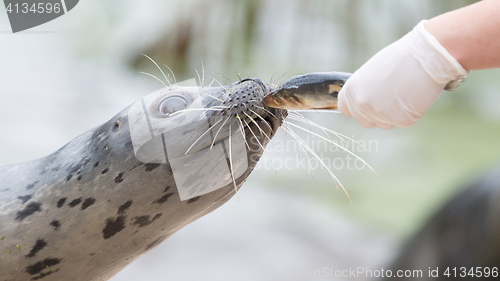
[{"left": 113, "top": 122, "right": 120, "bottom": 132}]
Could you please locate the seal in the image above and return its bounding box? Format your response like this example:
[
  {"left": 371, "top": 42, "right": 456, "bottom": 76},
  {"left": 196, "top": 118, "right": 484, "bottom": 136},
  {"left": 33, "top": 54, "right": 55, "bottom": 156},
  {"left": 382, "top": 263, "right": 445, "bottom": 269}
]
[
  {"left": 0, "top": 76, "right": 285, "bottom": 281},
  {"left": 0, "top": 71, "right": 351, "bottom": 281}
]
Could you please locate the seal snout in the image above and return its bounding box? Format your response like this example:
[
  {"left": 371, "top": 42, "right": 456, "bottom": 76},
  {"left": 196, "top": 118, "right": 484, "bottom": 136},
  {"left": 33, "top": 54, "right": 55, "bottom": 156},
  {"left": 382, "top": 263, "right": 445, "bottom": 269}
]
[
  {"left": 219, "top": 78, "right": 268, "bottom": 117},
  {"left": 206, "top": 78, "right": 285, "bottom": 139}
]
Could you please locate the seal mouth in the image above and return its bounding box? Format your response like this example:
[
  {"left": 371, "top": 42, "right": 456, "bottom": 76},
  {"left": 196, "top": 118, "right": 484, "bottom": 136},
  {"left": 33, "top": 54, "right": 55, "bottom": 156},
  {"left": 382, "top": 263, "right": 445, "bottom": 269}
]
[
  {"left": 264, "top": 114, "right": 281, "bottom": 135},
  {"left": 217, "top": 78, "right": 285, "bottom": 137},
  {"left": 234, "top": 78, "right": 284, "bottom": 136},
  {"left": 178, "top": 77, "right": 286, "bottom": 155}
]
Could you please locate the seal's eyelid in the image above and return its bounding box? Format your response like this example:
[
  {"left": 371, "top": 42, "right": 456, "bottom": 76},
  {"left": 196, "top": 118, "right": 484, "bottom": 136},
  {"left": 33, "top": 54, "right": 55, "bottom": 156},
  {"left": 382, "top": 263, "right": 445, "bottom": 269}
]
[{"left": 159, "top": 96, "right": 188, "bottom": 115}]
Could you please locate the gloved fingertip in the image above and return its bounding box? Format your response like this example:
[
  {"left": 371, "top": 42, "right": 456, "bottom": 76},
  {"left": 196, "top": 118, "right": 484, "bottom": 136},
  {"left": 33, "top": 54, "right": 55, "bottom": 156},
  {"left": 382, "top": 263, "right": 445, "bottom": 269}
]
[
  {"left": 355, "top": 116, "right": 377, "bottom": 128},
  {"left": 337, "top": 91, "right": 352, "bottom": 117},
  {"left": 361, "top": 122, "right": 377, "bottom": 128},
  {"left": 349, "top": 106, "right": 376, "bottom": 128},
  {"left": 396, "top": 118, "right": 418, "bottom": 128},
  {"left": 378, "top": 123, "right": 397, "bottom": 130}
]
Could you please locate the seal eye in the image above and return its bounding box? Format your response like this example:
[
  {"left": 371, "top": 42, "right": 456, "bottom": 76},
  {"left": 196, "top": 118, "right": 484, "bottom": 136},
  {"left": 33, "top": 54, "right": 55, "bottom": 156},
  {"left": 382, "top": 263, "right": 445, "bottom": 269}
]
[{"left": 159, "top": 96, "right": 188, "bottom": 115}]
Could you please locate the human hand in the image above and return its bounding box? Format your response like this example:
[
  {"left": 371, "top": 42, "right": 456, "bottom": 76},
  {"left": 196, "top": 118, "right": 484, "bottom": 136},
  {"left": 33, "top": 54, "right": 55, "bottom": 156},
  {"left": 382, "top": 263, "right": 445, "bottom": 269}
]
[{"left": 338, "top": 20, "right": 468, "bottom": 129}]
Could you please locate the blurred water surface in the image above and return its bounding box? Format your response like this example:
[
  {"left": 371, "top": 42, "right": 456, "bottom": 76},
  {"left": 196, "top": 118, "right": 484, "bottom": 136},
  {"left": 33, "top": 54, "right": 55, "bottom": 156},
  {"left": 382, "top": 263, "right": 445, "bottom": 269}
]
[{"left": 1, "top": 0, "right": 499, "bottom": 280}]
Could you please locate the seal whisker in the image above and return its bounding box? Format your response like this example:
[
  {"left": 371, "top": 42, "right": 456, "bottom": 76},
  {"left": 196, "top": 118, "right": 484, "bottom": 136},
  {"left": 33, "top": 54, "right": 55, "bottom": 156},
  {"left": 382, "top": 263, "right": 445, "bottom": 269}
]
[
  {"left": 162, "top": 64, "right": 177, "bottom": 85},
  {"left": 184, "top": 118, "right": 224, "bottom": 155},
  {"left": 248, "top": 108, "right": 273, "bottom": 133},
  {"left": 287, "top": 113, "right": 369, "bottom": 152},
  {"left": 206, "top": 74, "right": 225, "bottom": 89},
  {"left": 235, "top": 115, "right": 250, "bottom": 150},
  {"left": 281, "top": 119, "right": 314, "bottom": 177},
  {"left": 257, "top": 106, "right": 279, "bottom": 121},
  {"left": 275, "top": 72, "right": 288, "bottom": 88},
  {"left": 242, "top": 112, "right": 270, "bottom": 142},
  {"left": 283, "top": 110, "right": 321, "bottom": 179},
  {"left": 281, "top": 122, "right": 352, "bottom": 202},
  {"left": 286, "top": 122, "right": 377, "bottom": 176},
  {"left": 269, "top": 72, "right": 277, "bottom": 86},
  {"left": 201, "top": 105, "right": 231, "bottom": 115},
  {"left": 206, "top": 74, "right": 230, "bottom": 98},
  {"left": 288, "top": 112, "right": 337, "bottom": 142},
  {"left": 290, "top": 110, "right": 342, "bottom": 113},
  {"left": 139, "top": 72, "right": 168, "bottom": 87},
  {"left": 282, "top": 120, "right": 343, "bottom": 194},
  {"left": 194, "top": 67, "right": 202, "bottom": 87},
  {"left": 242, "top": 119, "right": 266, "bottom": 154},
  {"left": 288, "top": 113, "right": 346, "bottom": 145},
  {"left": 142, "top": 54, "right": 171, "bottom": 86},
  {"left": 211, "top": 105, "right": 230, "bottom": 108},
  {"left": 228, "top": 124, "right": 239, "bottom": 197},
  {"left": 198, "top": 90, "right": 227, "bottom": 104},
  {"left": 211, "top": 115, "right": 232, "bottom": 150},
  {"left": 220, "top": 74, "right": 232, "bottom": 85},
  {"left": 288, "top": 112, "right": 333, "bottom": 137},
  {"left": 242, "top": 118, "right": 278, "bottom": 172},
  {"left": 247, "top": 108, "right": 279, "bottom": 154},
  {"left": 248, "top": 99, "right": 263, "bottom": 104},
  {"left": 201, "top": 61, "right": 205, "bottom": 88},
  {"left": 168, "top": 107, "right": 223, "bottom": 118},
  {"left": 208, "top": 78, "right": 216, "bottom": 87},
  {"left": 286, "top": 113, "right": 374, "bottom": 179}
]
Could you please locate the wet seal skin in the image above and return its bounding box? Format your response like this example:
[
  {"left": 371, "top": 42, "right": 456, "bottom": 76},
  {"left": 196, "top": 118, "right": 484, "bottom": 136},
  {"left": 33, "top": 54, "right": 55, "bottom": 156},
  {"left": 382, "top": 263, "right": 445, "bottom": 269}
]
[{"left": 0, "top": 76, "right": 285, "bottom": 280}]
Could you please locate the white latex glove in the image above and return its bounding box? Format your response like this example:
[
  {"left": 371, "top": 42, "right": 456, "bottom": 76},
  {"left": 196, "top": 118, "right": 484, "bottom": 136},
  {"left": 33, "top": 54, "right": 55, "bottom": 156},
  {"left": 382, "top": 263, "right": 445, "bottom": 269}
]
[{"left": 338, "top": 20, "right": 468, "bottom": 129}]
